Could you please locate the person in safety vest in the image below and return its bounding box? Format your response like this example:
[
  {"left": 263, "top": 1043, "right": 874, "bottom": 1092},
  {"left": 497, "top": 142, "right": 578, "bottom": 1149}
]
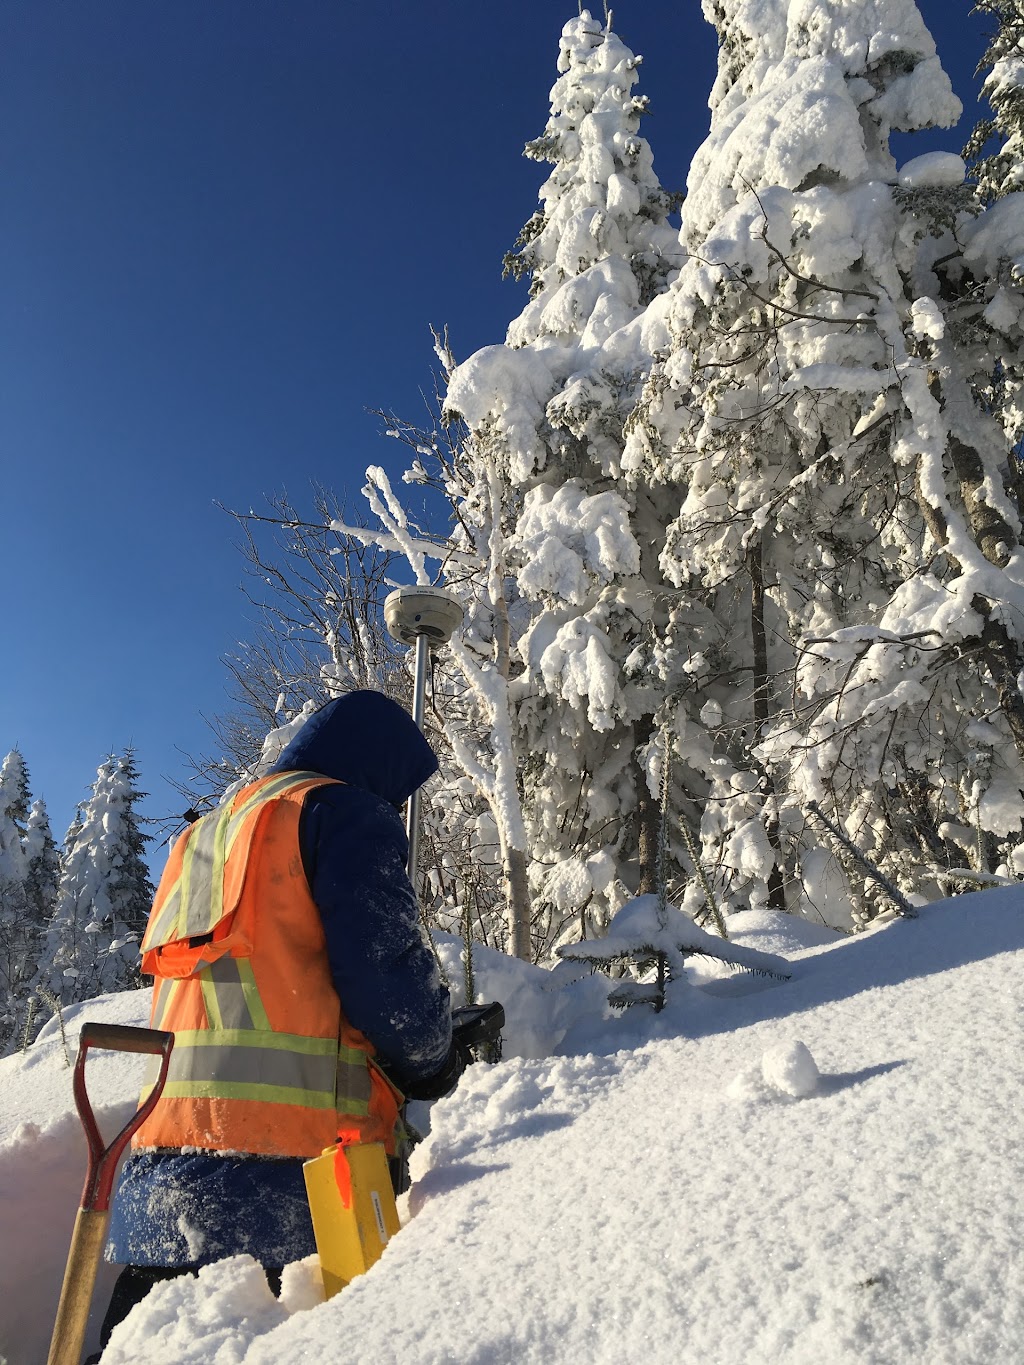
[{"left": 96, "top": 690, "right": 460, "bottom": 1351}]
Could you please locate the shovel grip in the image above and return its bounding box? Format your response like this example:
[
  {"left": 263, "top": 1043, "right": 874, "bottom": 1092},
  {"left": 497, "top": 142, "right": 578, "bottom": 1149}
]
[
  {"left": 79, "top": 1021, "right": 175, "bottom": 1054},
  {"left": 74, "top": 1023, "right": 174, "bottom": 1213}
]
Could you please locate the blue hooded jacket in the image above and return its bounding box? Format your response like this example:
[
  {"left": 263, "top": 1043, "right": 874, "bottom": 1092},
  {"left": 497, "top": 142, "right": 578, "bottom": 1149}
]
[
  {"left": 274, "top": 690, "right": 450, "bottom": 1086},
  {"left": 106, "top": 691, "right": 452, "bottom": 1270}
]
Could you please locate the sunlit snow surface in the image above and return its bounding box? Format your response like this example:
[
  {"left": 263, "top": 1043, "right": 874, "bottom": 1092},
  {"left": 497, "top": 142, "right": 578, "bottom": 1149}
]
[{"left": 4, "top": 893, "right": 1024, "bottom": 1363}]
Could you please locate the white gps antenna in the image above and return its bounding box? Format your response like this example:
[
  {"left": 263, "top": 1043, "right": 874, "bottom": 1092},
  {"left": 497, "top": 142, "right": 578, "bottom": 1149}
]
[{"left": 383, "top": 586, "right": 464, "bottom": 889}]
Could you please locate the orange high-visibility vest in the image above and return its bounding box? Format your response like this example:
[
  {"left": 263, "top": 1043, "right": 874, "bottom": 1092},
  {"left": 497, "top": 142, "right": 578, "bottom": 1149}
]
[{"left": 132, "top": 770, "right": 401, "bottom": 1159}]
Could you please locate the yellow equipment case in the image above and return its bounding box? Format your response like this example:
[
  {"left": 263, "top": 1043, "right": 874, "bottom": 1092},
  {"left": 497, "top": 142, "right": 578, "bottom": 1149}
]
[{"left": 303, "top": 1141, "right": 401, "bottom": 1298}]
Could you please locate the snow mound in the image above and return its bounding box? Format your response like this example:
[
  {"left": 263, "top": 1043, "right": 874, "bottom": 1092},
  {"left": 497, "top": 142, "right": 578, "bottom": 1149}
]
[
  {"left": 433, "top": 932, "right": 609, "bottom": 1060},
  {"left": 762, "top": 1038, "right": 820, "bottom": 1096},
  {"left": 728, "top": 1038, "right": 821, "bottom": 1103},
  {"left": 724, "top": 907, "right": 844, "bottom": 955},
  {"left": 102, "top": 1257, "right": 290, "bottom": 1365}
]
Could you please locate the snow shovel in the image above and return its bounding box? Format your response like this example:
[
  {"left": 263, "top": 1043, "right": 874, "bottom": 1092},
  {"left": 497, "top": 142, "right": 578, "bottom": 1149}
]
[{"left": 46, "top": 1022, "right": 174, "bottom": 1365}]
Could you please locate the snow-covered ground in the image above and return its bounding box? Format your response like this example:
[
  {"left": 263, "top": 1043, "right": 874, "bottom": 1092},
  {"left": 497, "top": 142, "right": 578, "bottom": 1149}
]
[{"left": 3, "top": 892, "right": 1023, "bottom": 1364}]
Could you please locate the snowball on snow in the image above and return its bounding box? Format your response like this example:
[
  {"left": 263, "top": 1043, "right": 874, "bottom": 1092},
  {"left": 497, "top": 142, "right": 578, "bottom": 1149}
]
[
  {"left": 728, "top": 1039, "right": 820, "bottom": 1102},
  {"left": 761, "top": 1039, "right": 820, "bottom": 1098},
  {"left": 897, "top": 152, "right": 965, "bottom": 188}
]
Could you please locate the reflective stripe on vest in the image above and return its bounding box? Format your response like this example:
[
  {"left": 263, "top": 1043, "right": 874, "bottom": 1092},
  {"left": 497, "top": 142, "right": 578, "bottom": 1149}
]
[
  {"left": 141, "top": 954, "right": 373, "bottom": 1117},
  {"left": 140, "top": 1031, "right": 372, "bottom": 1115}
]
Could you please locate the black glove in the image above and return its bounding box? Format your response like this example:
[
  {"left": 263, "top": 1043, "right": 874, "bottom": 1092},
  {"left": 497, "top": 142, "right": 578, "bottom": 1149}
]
[{"left": 400, "top": 1040, "right": 468, "bottom": 1101}]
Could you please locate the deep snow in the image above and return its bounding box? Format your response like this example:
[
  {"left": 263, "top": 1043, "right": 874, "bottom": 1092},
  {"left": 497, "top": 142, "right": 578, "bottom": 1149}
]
[{"left": 3, "top": 893, "right": 1023, "bottom": 1364}]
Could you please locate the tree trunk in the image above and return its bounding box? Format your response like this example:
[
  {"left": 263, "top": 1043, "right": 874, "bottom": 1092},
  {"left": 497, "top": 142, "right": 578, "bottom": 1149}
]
[
  {"left": 487, "top": 589, "right": 533, "bottom": 961},
  {"left": 748, "top": 541, "right": 787, "bottom": 913},
  {"left": 504, "top": 845, "right": 532, "bottom": 961},
  {"left": 633, "top": 714, "right": 661, "bottom": 895}
]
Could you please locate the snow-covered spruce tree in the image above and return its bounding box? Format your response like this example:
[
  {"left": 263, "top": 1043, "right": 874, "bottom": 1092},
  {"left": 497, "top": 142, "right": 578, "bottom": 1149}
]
[
  {"left": 965, "top": 1, "right": 1024, "bottom": 203},
  {"left": 435, "top": 10, "right": 685, "bottom": 954},
  {"left": 557, "top": 893, "right": 790, "bottom": 1011},
  {"left": 621, "top": 0, "right": 1019, "bottom": 928},
  {"left": 0, "top": 750, "right": 32, "bottom": 1049},
  {"left": 963, "top": 2, "right": 1024, "bottom": 507},
  {"left": 24, "top": 798, "right": 59, "bottom": 926},
  {"left": 37, "top": 753, "right": 153, "bottom": 1004},
  {"left": 12, "top": 797, "right": 60, "bottom": 1042}
]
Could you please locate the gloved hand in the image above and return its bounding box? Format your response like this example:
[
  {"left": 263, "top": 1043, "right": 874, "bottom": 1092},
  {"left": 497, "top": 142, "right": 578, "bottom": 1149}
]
[{"left": 400, "top": 1039, "right": 468, "bottom": 1101}]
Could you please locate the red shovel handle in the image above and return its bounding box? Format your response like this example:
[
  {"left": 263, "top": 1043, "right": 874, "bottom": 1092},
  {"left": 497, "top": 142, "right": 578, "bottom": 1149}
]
[{"left": 72, "top": 1022, "right": 174, "bottom": 1213}]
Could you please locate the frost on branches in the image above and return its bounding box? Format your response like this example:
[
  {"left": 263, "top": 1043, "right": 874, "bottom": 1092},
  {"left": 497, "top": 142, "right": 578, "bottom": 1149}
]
[{"left": 622, "top": 0, "right": 1024, "bottom": 928}]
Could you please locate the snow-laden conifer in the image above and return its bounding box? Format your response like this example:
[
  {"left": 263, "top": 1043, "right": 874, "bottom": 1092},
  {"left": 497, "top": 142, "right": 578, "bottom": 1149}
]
[
  {"left": 0, "top": 750, "right": 29, "bottom": 882},
  {"left": 621, "top": 0, "right": 1024, "bottom": 927},
  {"left": 436, "top": 11, "right": 684, "bottom": 951},
  {"left": 966, "top": 0, "right": 1024, "bottom": 202},
  {"left": 0, "top": 751, "right": 32, "bottom": 1050},
  {"left": 13, "top": 798, "right": 60, "bottom": 1041},
  {"left": 502, "top": 11, "right": 681, "bottom": 345},
  {"left": 37, "top": 754, "right": 153, "bottom": 1003},
  {"left": 24, "top": 799, "right": 59, "bottom": 925},
  {"left": 557, "top": 893, "right": 790, "bottom": 1011}
]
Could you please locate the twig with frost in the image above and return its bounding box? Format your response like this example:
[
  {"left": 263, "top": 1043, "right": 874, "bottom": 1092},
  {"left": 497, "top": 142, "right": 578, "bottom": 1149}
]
[
  {"left": 34, "top": 988, "right": 71, "bottom": 1067},
  {"left": 19, "top": 996, "right": 37, "bottom": 1054},
  {"left": 678, "top": 817, "right": 727, "bottom": 939},
  {"left": 805, "top": 802, "right": 917, "bottom": 919}
]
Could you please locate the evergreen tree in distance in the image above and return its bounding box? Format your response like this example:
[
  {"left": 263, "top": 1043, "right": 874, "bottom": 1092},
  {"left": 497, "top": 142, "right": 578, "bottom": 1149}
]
[
  {"left": 24, "top": 798, "right": 59, "bottom": 927},
  {"left": 37, "top": 751, "right": 154, "bottom": 1004},
  {"left": 0, "top": 750, "right": 32, "bottom": 1050}
]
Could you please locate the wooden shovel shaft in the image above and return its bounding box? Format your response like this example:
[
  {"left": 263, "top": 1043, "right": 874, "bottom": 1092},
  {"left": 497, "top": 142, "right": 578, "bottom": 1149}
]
[{"left": 46, "top": 1207, "right": 108, "bottom": 1365}]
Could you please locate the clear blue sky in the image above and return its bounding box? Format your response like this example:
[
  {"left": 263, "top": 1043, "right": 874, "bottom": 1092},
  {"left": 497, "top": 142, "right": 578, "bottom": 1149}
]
[{"left": 0, "top": 0, "right": 989, "bottom": 859}]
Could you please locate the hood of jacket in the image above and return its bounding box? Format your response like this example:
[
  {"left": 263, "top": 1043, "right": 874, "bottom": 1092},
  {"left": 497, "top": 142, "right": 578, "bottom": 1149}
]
[{"left": 270, "top": 691, "right": 438, "bottom": 806}]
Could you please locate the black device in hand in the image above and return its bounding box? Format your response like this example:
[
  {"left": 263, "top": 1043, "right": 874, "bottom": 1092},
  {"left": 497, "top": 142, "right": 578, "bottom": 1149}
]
[{"left": 452, "top": 1001, "right": 504, "bottom": 1063}]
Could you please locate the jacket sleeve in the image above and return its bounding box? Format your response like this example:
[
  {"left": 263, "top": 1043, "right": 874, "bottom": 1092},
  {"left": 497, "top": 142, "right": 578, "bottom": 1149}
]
[{"left": 298, "top": 784, "right": 453, "bottom": 1093}]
